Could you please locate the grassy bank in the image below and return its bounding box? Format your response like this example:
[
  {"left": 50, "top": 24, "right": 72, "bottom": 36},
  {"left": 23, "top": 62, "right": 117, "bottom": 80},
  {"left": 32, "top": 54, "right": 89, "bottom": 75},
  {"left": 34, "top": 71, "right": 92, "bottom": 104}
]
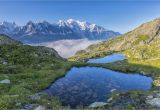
[
  {"left": 1, "top": 41, "right": 160, "bottom": 109},
  {"left": 0, "top": 44, "right": 89, "bottom": 110}
]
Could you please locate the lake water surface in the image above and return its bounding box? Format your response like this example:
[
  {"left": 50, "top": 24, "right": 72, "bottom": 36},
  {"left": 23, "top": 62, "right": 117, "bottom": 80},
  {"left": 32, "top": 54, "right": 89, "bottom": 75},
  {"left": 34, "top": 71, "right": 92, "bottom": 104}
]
[
  {"left": 87, "top": 53, "right": 126, "bottom": 63},
  {"left": 41, "top": 66, "right": 152, "bottom": 108}
]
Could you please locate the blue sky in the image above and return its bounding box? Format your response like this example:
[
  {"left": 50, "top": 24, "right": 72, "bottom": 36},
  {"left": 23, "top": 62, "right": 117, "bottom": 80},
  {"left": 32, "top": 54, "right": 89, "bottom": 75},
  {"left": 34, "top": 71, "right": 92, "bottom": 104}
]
[{"left": 0, "top": 0, "right": 160, "bottom": 33}]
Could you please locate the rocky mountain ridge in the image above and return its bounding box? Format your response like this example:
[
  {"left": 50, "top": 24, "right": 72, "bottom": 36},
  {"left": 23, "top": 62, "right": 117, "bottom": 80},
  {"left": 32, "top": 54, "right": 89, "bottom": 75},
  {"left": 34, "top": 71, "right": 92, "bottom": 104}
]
[{"left": 0, "top": 19, "right": 120, "bottom": 43}]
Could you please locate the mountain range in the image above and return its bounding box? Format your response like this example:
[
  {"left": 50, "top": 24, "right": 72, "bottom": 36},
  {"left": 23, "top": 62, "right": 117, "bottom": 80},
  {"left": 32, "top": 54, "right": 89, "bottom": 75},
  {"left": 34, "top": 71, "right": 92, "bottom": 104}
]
[
  {"left": 1, "top": 18, "right": 160, "bottom": 109},
  {"left": 0, "top": 19, "right": 120, "bottom": 43}
]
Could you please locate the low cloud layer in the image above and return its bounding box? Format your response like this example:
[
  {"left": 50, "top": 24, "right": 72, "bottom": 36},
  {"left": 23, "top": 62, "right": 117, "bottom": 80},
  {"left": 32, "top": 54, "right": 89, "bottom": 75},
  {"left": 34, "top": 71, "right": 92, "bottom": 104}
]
[{"left": 33, "top": 39, "right": 101, "bottom": 58}]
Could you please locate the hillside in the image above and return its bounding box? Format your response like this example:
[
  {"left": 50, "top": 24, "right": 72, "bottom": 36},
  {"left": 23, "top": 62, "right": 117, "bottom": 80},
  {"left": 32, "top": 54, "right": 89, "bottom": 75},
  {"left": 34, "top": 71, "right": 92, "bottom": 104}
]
[
  {"left": 0, "top": 34, "right": 83, "bottom": 110},
  {"left": 68, "top": 19, "right": 160, "bottom": 108},
  {"left": 69, "top": 18, "right": 160, "bottom": 86},
  {"left": 0, "top": 34, "right": 21, "bottom": 45},
  {"left": 1, "top": 18, "right": 160, "bottom": 109},
  {"left": 69, "top": 18, "right": 160, "bottom": 61}
]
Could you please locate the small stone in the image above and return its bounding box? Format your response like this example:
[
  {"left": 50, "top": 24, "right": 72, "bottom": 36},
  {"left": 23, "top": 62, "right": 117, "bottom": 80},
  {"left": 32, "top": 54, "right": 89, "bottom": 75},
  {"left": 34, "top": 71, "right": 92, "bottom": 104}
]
[
  {"left": 116, "top": 93, "right": 119, "bottom": 96},
  {"left": 153, "top": 79, "right": 160, "bottom": 86},
  {"left": 156, "top": 93, "right": 160, "bottom": 97},
  {"left": 107, "top": 97, "right": 113, "bottom": 102},
  {"left": 3, "top": 61, "right": 7, "bottom": 65},
  {"left": 22, "top": 104, "right": 33, "bottom": 110},
  {"left": 89, "top": 102, "right": 107, "bottom": 108},
  {"left": 16, "top": 102, "right": 21, "bottom": 106},
  {"left": 34, "top": 105, "right": 45, "bottom": 110},
  {"left": 29, "top": 94, "right": 40, "bottom": 101},
  {"left": 140, "top": 71, "right": 146, "bottom": 75},
  {"left": 0, "top": 79, "right": 10, "bottom": 84},
  {"left": 147, "top": 95, "right": 153, "bottom": 99}
]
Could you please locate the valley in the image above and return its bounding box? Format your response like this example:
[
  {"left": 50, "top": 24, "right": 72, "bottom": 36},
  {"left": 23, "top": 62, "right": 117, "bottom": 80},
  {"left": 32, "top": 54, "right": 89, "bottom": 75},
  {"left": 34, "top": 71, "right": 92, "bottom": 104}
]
[
  {"left": 1, "top": 0, "right": 160, "bottom": 110},
  {"left": 1, "top": 18, "right": 160, "bottom": 110},
  {"left": 32, "top": 39, "right": 101, "bottom": 58},
  {"left": 0, "top": 34, "right": 89, "bottom": 109}
]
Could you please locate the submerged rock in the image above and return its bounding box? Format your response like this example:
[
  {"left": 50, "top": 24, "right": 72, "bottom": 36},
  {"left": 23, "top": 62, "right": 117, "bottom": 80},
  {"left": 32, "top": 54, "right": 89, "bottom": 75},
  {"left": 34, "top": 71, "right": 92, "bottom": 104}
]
[
  {"left": 0, "top": 79, "right": 10, "bottom": 84},
  {"left": 89, "top": 102, "right": 107, "bottom": 108}
]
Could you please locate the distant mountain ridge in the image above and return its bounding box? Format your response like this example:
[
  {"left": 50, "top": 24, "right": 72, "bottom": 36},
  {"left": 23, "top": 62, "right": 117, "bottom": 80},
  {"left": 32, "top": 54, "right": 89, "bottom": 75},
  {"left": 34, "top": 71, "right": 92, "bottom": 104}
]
[{"left": 0, "top": 19, "right": 120, "bottom": 43}]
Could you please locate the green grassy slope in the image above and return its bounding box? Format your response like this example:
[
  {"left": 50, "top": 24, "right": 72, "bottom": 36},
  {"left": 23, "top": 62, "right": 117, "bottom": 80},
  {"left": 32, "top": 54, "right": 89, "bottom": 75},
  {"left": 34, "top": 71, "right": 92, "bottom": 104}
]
[
  {"left": 0, "top": 34, "right": 22, "bottom": 45},
  {"left": 0, "top": 35, "right": 86, "bottom": 109},
  {"left": 69, "top": 18, "right": 160, "bottom": 61}
]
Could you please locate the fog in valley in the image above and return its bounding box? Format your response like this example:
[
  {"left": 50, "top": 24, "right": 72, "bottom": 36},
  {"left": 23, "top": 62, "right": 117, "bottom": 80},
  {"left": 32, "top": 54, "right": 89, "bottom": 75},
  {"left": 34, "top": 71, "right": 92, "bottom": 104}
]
[{"left": 33, "top": 39, "right": 101, "bottom": 58}]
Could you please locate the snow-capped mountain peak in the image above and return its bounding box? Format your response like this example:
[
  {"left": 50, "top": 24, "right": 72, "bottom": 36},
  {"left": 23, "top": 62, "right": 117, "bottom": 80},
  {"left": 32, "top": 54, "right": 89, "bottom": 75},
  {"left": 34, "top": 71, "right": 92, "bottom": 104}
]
[
  {"left": 66, "top": 19, "right": 77, "bottom": 23},
  {"left": 57, "top": 19, "right": 106, "bottom": 33}
]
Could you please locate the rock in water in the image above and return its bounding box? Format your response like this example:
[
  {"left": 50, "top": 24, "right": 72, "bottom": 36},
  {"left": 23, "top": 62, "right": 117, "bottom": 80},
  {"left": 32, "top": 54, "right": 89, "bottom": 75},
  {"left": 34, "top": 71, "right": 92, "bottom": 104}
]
[
  {"left": 0, "top": 79, "right": 10, "bottom": 84},
  {"left": 89, "top": 102, "right": 107, "bottom": 108},
  {"left": 110, "top": 89, "right": 116, "bottom": 92}
]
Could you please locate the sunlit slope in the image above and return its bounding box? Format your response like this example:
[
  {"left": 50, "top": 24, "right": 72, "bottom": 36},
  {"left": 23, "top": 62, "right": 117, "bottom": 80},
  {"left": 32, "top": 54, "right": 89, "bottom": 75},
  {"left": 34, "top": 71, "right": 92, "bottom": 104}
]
[{"left": 69, "top": 18, "right": 160, "bottom": 61}]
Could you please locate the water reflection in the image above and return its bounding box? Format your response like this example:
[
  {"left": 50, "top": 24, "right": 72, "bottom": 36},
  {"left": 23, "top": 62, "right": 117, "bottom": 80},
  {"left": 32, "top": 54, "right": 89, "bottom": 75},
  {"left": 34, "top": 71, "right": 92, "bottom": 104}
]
[{"left": 41, "top": 67, "right": 152, "bottom": 108}]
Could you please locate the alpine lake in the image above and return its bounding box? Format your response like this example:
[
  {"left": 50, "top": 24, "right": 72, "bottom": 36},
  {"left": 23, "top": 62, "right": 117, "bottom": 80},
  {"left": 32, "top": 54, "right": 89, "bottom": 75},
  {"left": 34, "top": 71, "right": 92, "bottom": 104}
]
[{"left": 41, "top": 53, "right": 153, "bottom": 108}]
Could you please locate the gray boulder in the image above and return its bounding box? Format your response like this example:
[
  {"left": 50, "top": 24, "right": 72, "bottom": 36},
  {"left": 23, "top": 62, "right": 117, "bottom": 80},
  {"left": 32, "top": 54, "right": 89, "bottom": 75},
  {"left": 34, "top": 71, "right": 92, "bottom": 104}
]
[
  {"left": 0, "top": 79, "right": 10, "bottom": 84},
  {"left": 89, "top": 102, "right": 107, "bottom": 108}
]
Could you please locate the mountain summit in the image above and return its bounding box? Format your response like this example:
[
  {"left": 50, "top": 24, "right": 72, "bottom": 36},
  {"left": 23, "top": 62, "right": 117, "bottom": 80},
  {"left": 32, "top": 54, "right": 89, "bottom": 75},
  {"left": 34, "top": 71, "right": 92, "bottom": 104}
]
[{"left": 0, "top": 19, "right": 120, "bottom": 43}]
